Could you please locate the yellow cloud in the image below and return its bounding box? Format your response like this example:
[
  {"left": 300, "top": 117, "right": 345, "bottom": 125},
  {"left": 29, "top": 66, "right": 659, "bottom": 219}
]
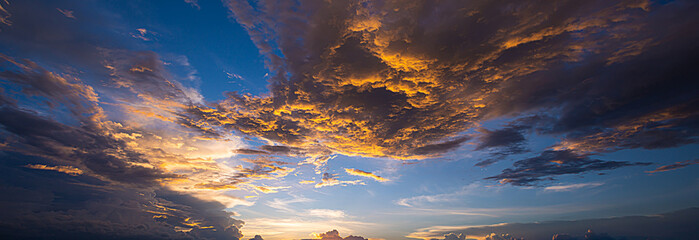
[
  {"left": 25, "top": 164, "right": 83, "bottom": 176},
  {"left": 344, "top": 168, "right": 389, "bottom": 182}
]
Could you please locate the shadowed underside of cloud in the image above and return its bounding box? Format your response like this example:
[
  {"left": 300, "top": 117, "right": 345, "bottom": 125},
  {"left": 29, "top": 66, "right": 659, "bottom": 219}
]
[
  {"left": 0, "top": 1, "right": 260, "bottom": 237},
  {"left": 172, "top": 0, "right": 699, "bottom": 185},
  {"left": 408, "top": 207, "right": 699, "bottom": 240},
  {"left": 0, "top": 62, "right": 244, "bottom": 238},
  {"left": 485, "top": 150, "right": 651, "bottom": 186},
  {"left": 473, "top": 125, "right": 531, "bottom": 167}
]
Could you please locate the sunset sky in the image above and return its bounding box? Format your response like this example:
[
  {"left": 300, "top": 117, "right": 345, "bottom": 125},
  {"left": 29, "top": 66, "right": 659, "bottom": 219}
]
[{"left": 0, "top": 0, "right": 698, "bottom": 240}]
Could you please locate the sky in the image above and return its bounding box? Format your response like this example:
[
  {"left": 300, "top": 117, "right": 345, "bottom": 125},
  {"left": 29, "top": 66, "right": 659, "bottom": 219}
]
[{"left": 0, "top": 0, "right": 697, "bottom": 240}]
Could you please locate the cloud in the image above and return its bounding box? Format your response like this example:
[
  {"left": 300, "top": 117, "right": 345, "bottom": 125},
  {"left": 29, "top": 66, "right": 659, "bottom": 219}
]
[
  {"left": 408, "top": 208, "right": 699, "bottom": 240},
  {"left": 344, "top": 168, "right": 389, "bottom": 182},
  {"left": 475, "top": 126, "right": 528, "bottom": 153},
  {"left": 185, "top": 0, "right": 200, "bottom": 10},
  {"left": 131, "top": 28, "right": 157, "bottom": 41},
  {"left": 474, "top": 125, "right": 531, "bottom": 166},
  {"left": 0, "top": 148, "right": 244, "bottom": 239},
  {"left": 241, "top": 219, "right": 370, "bottom": 240},
  {"left": 305, "top": 229, "right": 369, "bottom": 240},
  {"left": 646, "top": 159, "right": 699, "bottom": 173},
  {"left": 0, "top": 11, "right": 283, "bottom": 237},
  {"left": 0, "top": 0, "right": 10, "bottom": 27},
  {"left": 307, "top": 209, "right": 346, "bottom": 219},
  {"left": 315, "top": 173, "right": 364, "bottom": 188},
  {"left": 2, "top": 0, "right": 699, "bottom": 238},
  {"left": 169, "top": 0, "right": 699, "bottom": 185},
  {"left": 266, "top": 195, "right": 314, "bottom": 213},
  {"left": 56, "top": 8, "right": 75, "bottom": 19},
  {"left": 24, "top": 164, "right": 83, "bottom": 176},
  {"left": 486, "top": 150, "right": 650, "bottom": 186},
  {"left": 395, "top": 183, "right": 484, "bottom": 208},
  {"left": 248, "top": 235, "right": 264, "bottom": 240},
  {"left": 544, "top": 182, "right": 604, "bottom": 192}
]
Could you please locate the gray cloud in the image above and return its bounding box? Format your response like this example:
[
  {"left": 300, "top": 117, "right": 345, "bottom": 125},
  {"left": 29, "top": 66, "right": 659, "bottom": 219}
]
[
  {"left": 485, "top": 150, "right": 651, "bottom": 186},
  {"left": 474, "top": 125, "right": 531, "bottom": 167}
]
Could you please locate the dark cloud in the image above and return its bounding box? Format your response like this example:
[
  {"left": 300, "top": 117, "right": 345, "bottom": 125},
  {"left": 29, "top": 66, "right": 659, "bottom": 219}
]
[
  {"left": 412, "top": 137, "right": 471, "bottom": 156},
  {"left": 1, "top": 0, "right": 699, "bottom": 238},
  {"left": 259, "top": 145, "right": 303, "bottom": 155},
  {"left": 171, "top": 0, "right": 699, "bottom": 174},
  {"left": 0, "top": 0, "right": 132, "bottom": 71},
  {"left": 646, "top": 159, "right": 699, "bottom": 173},
  {"left": 234, "top": 148, "right": 270, "bottom": 155},
  {"left": 430, "top": 233, "right": 467, "bottom": 240},
  {"left": 248, "top": 235, "right": 264, "bottom": 240},
  {"left": 233, "top": 145, "right": 305, "bottom": 156},
  {"left": 0, "top": 30, "right": 243, "bottom": 239},
  {"left": 0, "top": 151, "right": 242, "bottom": 240},
  {"left": 476, "top": 126, "right": 528, "bottom": 152},
  {"left": 0, "top": 90, "right": 243, "bottom": 239},
  {"left": 411, "top": 208, "right": 699, "bottom": 240},
  {"left": 486, "top": 150, "right": 650, "bottom": 186},
  {"left": 474, "top": 125, "right": 531, "bottom": 166}
]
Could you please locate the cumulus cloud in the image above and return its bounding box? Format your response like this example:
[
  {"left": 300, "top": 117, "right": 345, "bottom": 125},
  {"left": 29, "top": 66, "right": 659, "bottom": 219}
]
[
  {"left": 2, "top": 0, "right": 699, "bottom": 238},
  {"left": 167, "top": 0, "right": 699, "bottom": 188},
  {"left": 305, "top": 230, "right": 368, "bottom": 240}
]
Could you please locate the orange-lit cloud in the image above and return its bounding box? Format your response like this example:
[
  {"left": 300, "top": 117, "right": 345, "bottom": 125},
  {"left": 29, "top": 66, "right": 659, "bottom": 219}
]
[
  {"left": 185, "top": 0, "right": 699, "bottom": 173},
  {"left": 25, "top": 164, "right": 83, "bottom": 176},
  {"left": 315, "top": 173, "right": 364, "bottom": 188},
  {"left": 344, "top": 168, "right": 388, "bottom": 182},
  {"left": 646, "top": 159, "right": 699, "bottom": 173},
  {"left": 56, "top": 8, "right": 75, "bottom": 19}
]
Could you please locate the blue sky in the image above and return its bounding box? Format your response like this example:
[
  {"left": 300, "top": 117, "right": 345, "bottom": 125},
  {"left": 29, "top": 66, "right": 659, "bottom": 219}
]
[{"left": 0, "top": 1, "right": 697, "bottom": 240}]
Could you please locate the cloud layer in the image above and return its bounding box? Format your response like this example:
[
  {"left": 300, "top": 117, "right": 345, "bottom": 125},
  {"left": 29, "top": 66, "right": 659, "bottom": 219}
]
[
  {"left": 409, "top": 208, "right": 699, "bottom": 240},
  {"left": 175, "top": 0, "right": 699, "bottom": 185}
]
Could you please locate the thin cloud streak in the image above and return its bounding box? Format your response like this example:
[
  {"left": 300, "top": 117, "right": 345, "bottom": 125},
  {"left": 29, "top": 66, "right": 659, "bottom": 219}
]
[{"left": 544, "top": 183, "right": 605, "bottom": 192}]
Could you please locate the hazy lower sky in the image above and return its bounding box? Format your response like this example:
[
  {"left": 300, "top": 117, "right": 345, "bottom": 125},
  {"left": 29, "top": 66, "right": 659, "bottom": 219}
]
[{"left": 0, "top": 1, "right": 697, "bottom": 240}]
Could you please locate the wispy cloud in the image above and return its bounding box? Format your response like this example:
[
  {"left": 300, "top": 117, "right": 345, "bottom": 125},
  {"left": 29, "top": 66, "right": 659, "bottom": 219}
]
[
  {"left": 544, "top": 182, "right": 604, "bottom": 192},
  {"left": 315, "top": 173, "right": 365, "bottom": 188},
  {"left": 56, "top": 8, "right": 75, "bottom": 19},
  {"left": 344, "top": 168, "right": 389, "bottom": 182},
  {"left": 646, "top": 159, "right": 699, "bottom": 173},
  {"left": 306, "top": 209, "right": 346, "bottom": 219},
  {"left": 25, "top": 164, "right": 83, "bottom": 176}
]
